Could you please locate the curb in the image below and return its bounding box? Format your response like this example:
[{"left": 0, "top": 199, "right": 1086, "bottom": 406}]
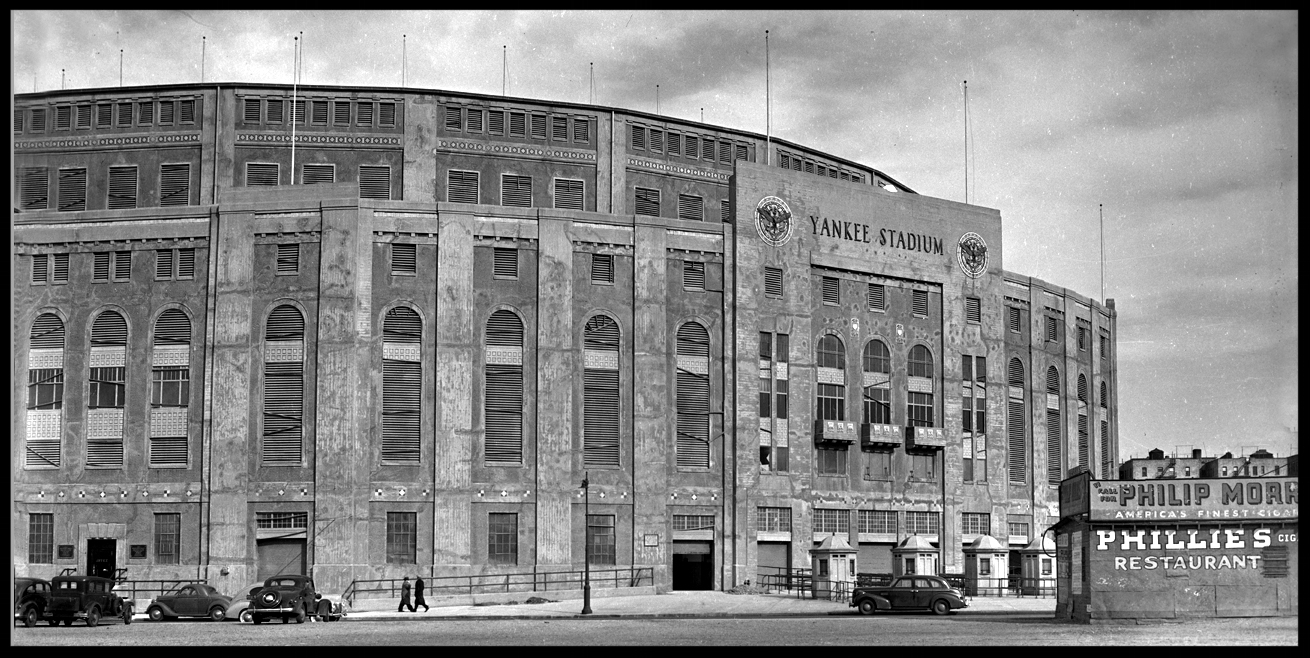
[{"left": 339, "top": 609, "right": 1054, "bottom": 622}]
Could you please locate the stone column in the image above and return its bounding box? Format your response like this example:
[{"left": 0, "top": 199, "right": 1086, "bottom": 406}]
[
  {"left": 534, "top": 217, "right": 574, "bottom": 567},
  {"left": 631, "top": 224, "right": 669, "bottom": 588},
  {"left": 433, "top": 212, "right": 475, "bottom": 569}
]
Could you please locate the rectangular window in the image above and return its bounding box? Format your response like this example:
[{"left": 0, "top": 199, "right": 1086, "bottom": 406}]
[
  {"left": 154, "top": 513, "right": 181, "bottom": 565},
  {"left": 333, "top": 101, "right": 351, "bottom": 126},
  {"left": 1008, "top": 522, "right": 1030, "bottom": 538},
  {"left": 386, "top": 512, "right": 417, "bottom": 564},
  {"left": 246, "top": 163, "right": 279, "bottom": 186},
  {"left": 912, "top": 289, "right": 929, "bottom": 317},
  {"left": 813, "top": 508, "right": 849, "bottom": 535},
  {"left": 573, "top": 117, "right": 590, "bottom": 142},
  {"left": 1078, "top": 325, "right": 1088, "bottom": 351},
  {"left": 448, "top": 170, "right": 480, "bottom": 204},
  {"left": 591, "top": 253, "right": 614, "bottom": 284},
  {"left": 529, "top": 114, "right": 547, "bottom": 140},
  {"left": 868, "top": 283, "right": 885, "bottom": 312},
  {"left": 764, "top": 267, "right": 783, "bottom": 298},
  {"left": 488, "top": 513, "right": 518, "bottom": 565},
  {"left": 858, "top": 510, "right": 897, "bottom": 535},
  {"left": 673, "top": 515, "right": 715, "bottom": 531},
  {"left": 552, "top": 115, "right": 568, "bottom": 141},
  {"left": 668, "top": 133, "right": 681, "bottom": 156},
  {"left": 509, "top": 112, "right": 526, "bottom": 137},
  {"left": 302, "top": 164, "right": 334, "bottom": 185},
  {"left": 683, "top": 261, "right": 705, "bottom": 291},
  {"left": 1008, "top": 307, "right": 1022, "bottom": 333},
  {"left": 631, "top": 125, "right": 646, "bottom": 150},
  {"left": 1100, "top": 332, "right": 1109, "bottom": 360},
  {"left": 908, "top": 391, "right": 934, "bottom": 428},
  {"left": 150, "top": 367, "right": 190, "bottom": 407},
  {"left": 719, "top": 141, "right": 732, "bottom": 163},
  {"left": 493, "top": 248, "right": 518, "bottom": 279},
  {"left": 635, "top": 187, "right": 660, "bottom": 216},
  {"left": 256, "top": 512, "right": 308, "bottom": 529},
  {"left": 905, "top": 511, "right": 940, "bottom": 535},
  {"left": 587, "top": 515, "right": 616, "bottom": 566},
  {"left": 107, "top": 165, "right": 138, "bottom": 209},
  {"left": 1046, "top": 316, "right": 1060, "bottom": 342},
  {"left": 57, "top": 168, "right": 87, "bottom": 212},
  {"left": 391, "top": 243, "right": 416, "bottom": 276},
  {"left": 501, "top": 174, "right": 532, "bottom": 207},
  {"left": 962, "top": 512, "right": 990, "bottom": 535},
  {"left": 757, "top": 507, "right": 792, "bottom": 533},
  {"left": 966, "top": 296, "right": 981, "bottom": 323},
  {"left": 89, "top": 366, "right": 127, "bottom": 408},
  {"left": 816, "top": 446, "right": 848, "bottom": 476},
  {"left": 554, "top": 178, "right": 584, "bottom": 210},
  {"left": 677, "top": 194, "right": 703, "bottom": 221},
  {"left": 160, "top": 163, "right": 191, "bottom": 207},
  {"left": 357, "top": 101, "right": 374, "bottom": 127},
  {"left": 822, "top": 277, "right": 839, "bottom": 305},
  {"left": 488, "top": 110, "right": 505, "bottom": 135},
  {"left": 154, "top": 248, "right": 195, "bottom": 280},
  {"left": 51, "top": 253, "right": 68, "bottom": 284},
  {"left": 29, "top": 514, "right": 54, "bottom": 564},
  {"left": 112, "top": 250, "right": 131, "bottom": 281},
  {"left": 276, "top": 243, "right": 300, "bottom": 275},
  {"left": 359, "top": 165, "right": 392, "bottom": 200},
  {"left": 138, "top": 101, "right": 154, "bottom": 125}
]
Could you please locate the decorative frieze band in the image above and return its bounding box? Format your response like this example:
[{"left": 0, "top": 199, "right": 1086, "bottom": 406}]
[
  {"left": 87, "top": 408, "right": 125, "bottom": 439},
  {"left": 584, "top": 349, "right": 619, "bottom": 370},
  {"left": 152, "top": 345, "right": 189, "bottom": 367},
  {"left": 907, "top": 376, "right": 934, "bottom": 393},
  {"left": 382, "top": 342, "right": 421, "bottom": 363},
  {"left": 863, "top": 372, "right": 890, "bottom": 388},
  {"left": 265, "top": 340, "right": 304, "bottom": 363},
  {"left": 28, "top": 348, "right": 64, "bottom": 369},
  {"left": 1009, "top": 385, "right": 1024, "bottom": 400},
  {"left": 676, "top": 354, "right": 708, "bottom": 376},
  {"left": 775, "top": 420, "right": 788, "bottom": 446},
  {"left": 26, "top": 409, "right": 62, "bottom": 440},
  {"left": 89, "top": 346, "right": 126, "bottom": 368},
  {"left": 15, "top": 133, "right": 201, "bottom": 150},
  {"left": 437, "top": 140, "right": 597, "bottom": 162},
  {"left": 238, "top": 133, "right": 401, "bottom": 146},
  {"left": 759, "top": 428, "right": 772, "bottom": 446},
  {"left": 485, "top": 345, "right": 523, "bottom": 366},
  {"left": 626, "top": 156, "right": 730, "bottom": 182},
  {"left": 775, "top": 363, "right": 788, "bottom": 380},
  {"left": 816, "top": 367, "right": 844, "bottom": 385},
  {"left": 150, "top": 407, "right": 188, "bottom": 437}
]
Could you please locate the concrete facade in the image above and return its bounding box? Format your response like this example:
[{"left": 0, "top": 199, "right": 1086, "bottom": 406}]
[{"left": 14, "top": 83, "right": 1118, "bottom": 598}]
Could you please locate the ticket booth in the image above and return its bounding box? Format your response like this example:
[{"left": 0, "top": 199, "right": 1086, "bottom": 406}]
[
  {"left": 963, "top": 535, "right": 1008, "bottom": 596},
  {"left": 892, "top": 535, "right": 939, "bottom": 577},
  {"left": 810, "top": 534, "right": 856, "bottom": 599},
  {"left": 1019, "top": 535, "right": 1056, "bottom": 596}
]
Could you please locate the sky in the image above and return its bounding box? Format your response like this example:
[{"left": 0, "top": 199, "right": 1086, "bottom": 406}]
[{"left": 11, "top": 10, "right": 1299, "bottom": 461}]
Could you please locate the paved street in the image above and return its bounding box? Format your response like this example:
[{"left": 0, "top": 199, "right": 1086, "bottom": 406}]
[{"left": 13, "top": 614, "right": 1297, "bottom": 646}]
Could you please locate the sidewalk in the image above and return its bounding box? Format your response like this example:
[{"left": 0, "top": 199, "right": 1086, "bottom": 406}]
[{"left": 339, "top": 590, "right": 1057, "bottom": 621}]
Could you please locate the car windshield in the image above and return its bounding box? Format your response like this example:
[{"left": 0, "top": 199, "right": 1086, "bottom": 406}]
[{"left": 267, "top": 579, "right": 300, "bottom": 588}]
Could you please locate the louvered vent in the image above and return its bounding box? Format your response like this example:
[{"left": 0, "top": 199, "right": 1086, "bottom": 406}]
[
  {"left": 527, "top": 114, "right": 545, "bottom": 139},
  {"left": 1078, "top": 414, "right": 1089, "bottom": 471},
  {"left": 804, "top": 160, "right": 815, "bottom": 174},
  {"left": 493, "top": 248, "right": 518, "bottom": 278},
  {"left": 93, "top": 253, "right": 110, "bottom": 282},
  {"left": 446, "top": 106, "right": 462, "bottom": 130},
  {"left": 683, "top": 261, "right": 705, "bottom": 290},
  {"left": 779, "top": 153, "right": 791, "bottom": 168},
  {"left": 685, "top": 135, "right": 698, "bottom": 158},
  {"left": 180, "top": 99, "right": 195, "bottom": 123},
  {"left": 764, "top": 267, "right": 783, "bottom": 297},
  {"left": 677, "top": 194, "right": 703, "bottom": 221},
  {"left": 276, "top": 243, "right": 299, "bottom": 275},
  {"left": 159, "top": 101, "right": 175, "bottom": 124},
  {"left": 311, "top": 100, "right": 328, "bottom": 124},
  {"left": 721, "top": 199, "right": 731, "bottom": 222},
  {"left": 676, "top": 322, "right": 711, "bottom": 468},
  {"left": 30, "top": 108, "right": 46, "bottom": 132},
  {"left": 154, "top": 309, "right": 191, "bottom": 346},
  {"left": 574, "top": 117, "right": 589, "bottom": 142},
  {"left": 651, "top": 129, "right": 664, "bottom": 152},
  {"left": 668, "top": 133, "right": 681, "bottom": 156},
  {"left": 107, "top": 166, "right": 138, "bottom": 209},
  {"left": 1007, "top": 358, "right": 1025, "bottom": 483},
  {"left": 736, "top": 144, "right": 748, "bottom": 160},
  {"left": 631, "top": 125, "right": 646, "bottom": 149},
  {"left": 160, "top": 163, "right": 190, "bottom": 206},
  {"left": 265, "top": 305, "right": 304, "bottom": 340},
  {"left": 359, "top": 165, "right": 391, "bottom": 199},
  {"left": 489, "top": 110, "right": 504, "bottom": 134},
  {"left": 1046, "top": 367, "right": 1060, "bottom": 394},
  {"left": 139, "top": 101, "right": 154, "bottom": 125},
  {"left": 334, "top": 101, "right": 350, "bottom": 125},
  {"left": 57, "top": 168, "right": 87, "bottom": 212},
  {"left": 719, "top": 141, "right": 731, "bottom": 163},
  {"left": 76, "top": 105, "right": 91, "bottom": 129},
  {"left": 966, "top": 297, "right": 981, "bottom": 323},
  {"left": 263, "top": 305, "right": 304, "bottom": 465},
  {"left": 56, "top": 105, "right": 71, "bottom": 130},
  {"left": 822, "top": 277, "right": 839, "bottom": 305},
  {"left": 829, "top": 168, "right": 839, "bottom": 179},
  {"left": 448, "top": 170, "right": 479, "bottom": 204},
  {"left": 792, "top": 157, "right": 802, "bottom": 171},
  {"left": 590, "top": 253, "right": 614, "bottom": 284},
  {"left": 484, "top": 310, "right": 524, "bottom": 465},
  {"left": 357, "top": 101, "right": 374, "bottom": 126},
  {"left": 583, "top": 315, "right": 620, "bottom": 468},
  {"left": 554, "top": 178, "right": 584, "bottom": 210},
  {"left": 817, "top": 164, "right": 826, "bottom": 177},
  {"left": 391, "top": 243, "right": 416, "bottom": 275},
  {"left": 1100, "top": 381, "right": 1108, "bottom": 409},
  {"left": 289, "top": 99, "right": 303, "bottom": 123},
  {"left": 114, "top": 251, "right": 131, "bottom": 280},
  {"left": 244, "top": 98, "right": 261, "bottom": 123},
  {"left": 14, "top": 111, "right": 22, "bottom": 132},
  {"left": 1008, "top": 358, "right": 1025, "bottom": 387},
  {"left": 702, "top": 138, "right": 715, "bottom": 161},
  {"left": 912, "top": 289, "right": 929, "bottom": 316},
  {"left": 382, "top": 307, "right": 422, "bottom": 464},
  {"left": 32, "top": 254, "right": 48, "bottom": 283},
  {"left": 465, "top": 108, "right": 481, "bottom": 132},
  {"left": 501, "top": 174, "right": 532, "bottom": 207},
  {"left": 156, "top": 249, "right": 173, "bottom": 279},
  {"left": 247, "top": 163, "right": 279, "bottom": 186},
  {"left": 635, "top": 187, "right": 660, "bottom": 216},
  {"left": 20, "top": 167, "right": 49, "bottom": 210},
  {"left": 149, "top": 436, "right": 188, "bottom": 468},
  {"left": 1047, "top": 408, "right": 1062, "bottom": 484},
  {"left": 302, "top": 164, "right": 334, "bottom": 185},
  {"left": 868, "top": 283, "right": 885, "bottom": 311},
  {"left": 178, "top": 248, "right": 195, "bottom": 278},
  {"left": 91, "top": 311, "right": 128, "bottom": 346},
  {"left": 52, "top": 254, "right": 68, "bottom": 283},
  {"left": 509, "top": 112, "right": 526, "bottom": 137},
  {"left": 1077, "top": 374, "right": 1088, "bottom": 403},
  {"left": 117, "top": 102, "right": 132, "bottom": 127},
  {"left": 552, "top": 115, "right": 568, "bottom": 140},
  {"left": 31, "top": 313, "right": 65, "bottom": 349}
]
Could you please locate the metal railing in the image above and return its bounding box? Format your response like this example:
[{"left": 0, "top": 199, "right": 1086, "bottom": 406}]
[
  {"left": 343, "top": 567, "right": 654, "bottom": 608},
  {"left": 111, "top": 579, "right": 208, "bottom": 601},
  {"left": 1009, "top": 576, "right": 1057, "bottom": 597},
  {"left": 755, "top": 566, "right": 811, "bottom": 594}
]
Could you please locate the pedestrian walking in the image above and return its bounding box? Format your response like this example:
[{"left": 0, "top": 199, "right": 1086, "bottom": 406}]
[
  {"left": 414, "top": 575, "right": 429, "bottom": 612},
  {"left": 398, "top": 576, "right": 415, "bottom": 612}
]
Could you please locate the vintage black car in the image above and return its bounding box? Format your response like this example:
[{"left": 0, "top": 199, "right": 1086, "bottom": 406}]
[
  {"left": 44, "top": 575, "right": 133, "bottom": 627},
  {"left": 14, "top": 577, "right": 51, "bottom": 627},
  {"left": 850, "top": 575, "right": 969, "bottom": 616},
  {"left": 147, "top": 583, "right": 233, "bottom": 621},
  {"left": 247, "top": 575, "right": 342, "bottom": 624}
]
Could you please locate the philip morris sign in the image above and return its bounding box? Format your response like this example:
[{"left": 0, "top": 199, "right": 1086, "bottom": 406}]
[{"left": 1089, "top": 477, "right": 1298, "bottom": 521}]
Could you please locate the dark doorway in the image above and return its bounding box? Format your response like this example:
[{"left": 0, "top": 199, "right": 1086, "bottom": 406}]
[
  {"left": 672, "top": 541, "right": 714, "bottom": 590},
  {"left": 257, "top": 538, "right": 307, "bottom": 582},
  {"left": 87, "top": 539, "right": 116, "bottom": 579}
]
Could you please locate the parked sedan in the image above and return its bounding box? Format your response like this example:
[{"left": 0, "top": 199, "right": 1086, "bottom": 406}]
[
  {"left": 146, "top": 584, "right": 232, "bottom": 621},
  {"left": 223, "top": 583, "right": 265, "bottom": 623},
  {"left": 14, "top": 577, "right": 51, "bottom": 627},
  {"left": 850, "top": 575, "right": 969, "bottom": 616}
]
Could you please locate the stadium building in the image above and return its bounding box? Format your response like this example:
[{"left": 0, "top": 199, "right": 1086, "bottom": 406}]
[{"left": 12, "top": 82, "right": 1119, "bottom": 597}]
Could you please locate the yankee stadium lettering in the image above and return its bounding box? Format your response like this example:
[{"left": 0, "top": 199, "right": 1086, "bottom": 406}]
[{"left": 809, "top": 216, "right": 944, "bottom": 255}]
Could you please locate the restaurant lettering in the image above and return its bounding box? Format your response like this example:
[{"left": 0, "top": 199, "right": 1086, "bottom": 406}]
[
  {"left": 809, "top": 216, "right": 943, "bottom": 255},
  {"left": 1094, "top": 528, "right": 1287, "bottom": 572}
]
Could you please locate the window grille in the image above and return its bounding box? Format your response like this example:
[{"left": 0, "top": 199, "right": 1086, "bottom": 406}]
[
  {"left": 764, "top": 267, "right": 783, "bottom": 297},
  {"left": 20, "top": 166, "right": 49, "bottom": 210},
  {"left": 583, "top": 315, "right": 621, "bottom": 467},
  {"left": 573, "top": 117, "right": 590, "bottom": 142},
  {"left": 509, "top": 112, "right": 526, "bottom": 137},
  {"left": 247, "top": 163, "right": 279, "bottom": 186},
  {"left": 334, "top": 101, "right": 350, "bottom": 125},
  {"left": 57, "top": 168, "right": 87, "bottom": 212},
  {"left": 31, "top": 108, "right": 46, "bottom": 132},
  {"left": 244, "top": 98, "right": 261, "bottom": 123},
  {"left": 501, "top": 174, "right": 532, "bottom": 207},
  {"left": 267, "top": 99, "right": 284, "bottom": 123},
  {"left": 311, "top": 100, "right": 328, "bottom": 124},
  {"left": 554, "top": 178, "right": 584, "bottom": 210},
  {"left": 673, "top": 515, "right": 714, "bottom": 531},
  {"left": 822, "top": 277, "right": 839, "bottom": 305},
  {"left": 552, "top": 115, "right": 568, "bottom": 140},
  {"left": 107, "top": 166, "right": 138, "bottom": 209},
  {"left": 359, "top": 165, "right": 391, "bottom": 200},
  {"left": 906, "top": 511, "right": 939, "bottom": 535},
  {"left": 448, "top": 170, "right": 480, "bottom": 204},
  {"left": 391, "top": 243, "right": 416, "bottom": 276},
  {"left": 29, "top": 514, "right": 54, "bottom": 563},
  {"left": 276, "top": 243, "right": 299, "bottom": 275},
  {"left": 302, "top": 164, "right": 334, "bottom": 185},
  {"left": 446, "top": 106, "right": 462, "bottom": 130},
  {"left": 587, "top": 515, "right": 616, "bottom": 565},
  {"left": 683, "top": 261, "right": 705, "bottom": 291},
  {"left": 256, "top": 511, "right": 308, "bottom": 529},
  {"left": 677, "top": 194, "right": 703, "bottom": 221},
  {"left": 650, "top": 129, "right": 664, "bottom": 152},
  {"left": 386, "top": 512, "right": 417, "bottom": 564},
  {"left": 633, "top": 187, "right": 660, "bottom": 216},
  {"left": 591, "top": 253, "right": 614, "bottom": 284},
  {"left": 966, "top": 297, "right": 981, "bottom": 323},
  {"left": 868, "top": 283, "right": 885, "bottom": 311},
  {"left": 493, "top": 248, "right": 518, "bottom": 279},
  {"left": 814, "top": 509, "right": 849, "bottom": 535},
  {"left": 912, "top": 289, "right": 929, "bottom": 317},
  {"left": 530, "top": 114, "right": 546, "bottom": 140},
  {"left": 488, "top": 513, "right": 518, "bottom": 564},
  {"left": 159, "top": 100, "right": 175, "bottom": 125},
  {"left": 160, "top": 163, "right": 191, "bottom": 206},
  {"left": 631, "top": 125, "right": 646, "bottom": 149},
  {"left": 382, "top": 307, "right": 422, "bottom": 464},
  {"left": 757, "top": 507, "right": 791, "bottom": 533},
  {"left": 962, "top": 513, "right": 990, "bottom": 535},
  {"left": 676, "top": 322, "right": 711, "bottom": 469},
  {"left": 139, "top": 101, "right": 154, "bottom": 125},
  {"left": 488, "top": 110, "right": 505, "bottom": 135},
  {"left": 484, "top": 310, "right": 524, "bottom": 465},
  {"left": 357, "top": 101, "right": 374, "bottom": 126},
  {"left": 858, "top": 510, "right": 896, "bottom": 535},
  {"left": 262, "top": 305, "right": 305, "bottom": 466},
  {"left": 380, "top": 102, "right": 397, "bottom": 127}
]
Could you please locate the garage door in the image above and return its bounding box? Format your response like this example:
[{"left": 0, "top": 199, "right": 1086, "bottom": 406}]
[
  {"left": 757, "top": 542, "right": 791, "bottom": 574},
  {"left": 858, "top": 543, "right": 892, "bottom": 575},
  {"left": 257, "top": 538, "right": 306, "bottom": 581}
]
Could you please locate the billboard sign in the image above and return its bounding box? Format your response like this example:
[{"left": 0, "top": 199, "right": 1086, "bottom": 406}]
[{"left": 1089, "top": 477, "right": 1298, "bottom": 521}]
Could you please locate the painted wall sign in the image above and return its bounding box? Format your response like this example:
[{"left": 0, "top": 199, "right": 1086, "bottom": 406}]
[
  {"left": 1088, "top": 477, "right": 1298, "bottom": 521},
  {"left": 1093, "top": 527, "right": 1295, "bottom": 573},
  {"left": 808, "top": 216, "right": 944, "bottom": 255}
]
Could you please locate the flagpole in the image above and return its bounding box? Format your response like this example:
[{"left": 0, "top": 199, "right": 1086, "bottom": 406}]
[
  {"left": 403, "top": 34, "right": 407, "bottom": 87},
  {"left": 963, "top": 80, "right": 968, "bottom": 204},
  {"left": 201, "top": 36, "right": 206, "bottom": 83},
  {"left": 503, "top": 46, "right": 507, "bottom": 96},
  {"left": 765, "top": 30, "right": 770, "bottom": 166},
  {"left": 1100, "top": 204, "right": 1105, "bottom": 303},
  {"left": 590, "top": 62, "right": 594, "bottom": 105},
  {"left": 291, "top": 36, "right": 298, "bottom": 185},
  {"left": 120, "top": 50, "right": 123, "bottom": 87}
]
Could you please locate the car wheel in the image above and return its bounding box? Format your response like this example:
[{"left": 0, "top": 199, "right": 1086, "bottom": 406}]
[
  {"left": 295, "top": 608, "right": 306, "bottom": 624},
  {"left": 858, "top": 599, "right": 876, "bottom": 616},
  {"left": 209, "top": 606, "right": 226, "bottom": 621},
  {"left": 23, "top": 606, "right": 39, "bottom": 627},
  {"left": 932, "top": 599, "right": 951, "bottom": 616},
  {"left": 148, "top": 607, "right": 164, "bottom": 622},
  {"left": 86, "top": 607, "right": 100, "bottom": 628},
  {"left": 240, "top": 609, "right": 253, "bottom": 624}
]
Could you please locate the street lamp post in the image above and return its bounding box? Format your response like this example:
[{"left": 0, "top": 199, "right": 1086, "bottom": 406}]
[{"left": 581, "top": 472, "right": 592, "bottom": 615}]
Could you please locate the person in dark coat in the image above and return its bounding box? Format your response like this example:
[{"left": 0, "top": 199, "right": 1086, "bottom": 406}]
[
  {"left": 398, "top": 576, "right": 415, "bottom": 612},
  {"left": 414, "top": 575, "right": 429, "bottom": 612}
]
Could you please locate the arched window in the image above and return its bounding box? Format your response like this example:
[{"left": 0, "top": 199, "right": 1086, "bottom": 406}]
[
  {"left": 815, "top": 335, "right": 845, "bottom": 421},
  {"left": 583, "top": 315, "right": 620, "bottom": 467},
  {"left": 675, "top": 322, "right": 711, "bottom": 469},
  {"left": 1045, "top": 366, "right": 1061, "bottom": 484},
  {"left": 484, "top": 309, "right": 523, "bottom": 466},
  {"left": 1077, "top": 374, "right": 1089, "bottom": 473},
  {"left": 263, "top": 305, "right": 305, "bottom": 466},
  {"left": 862, "top": 340, "right": 891, "bottom": 425},
  {"left": 383, "top": 307, "right": 423, "bottom": 465},
  {"left": 88, "top": 311, "right": 128, "bottom": 468},
  {"left": 1007, "top": 358, "right": 1026, "bottom": 483},
  {"left": 150, "top": 309, "right": 191, "bottom": 468},
  {"left": 907, "top": 345, "right": 934, "bottom": 427},
  {"left": 26, "top": 313, "right": 65, "bottom": 468}
]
